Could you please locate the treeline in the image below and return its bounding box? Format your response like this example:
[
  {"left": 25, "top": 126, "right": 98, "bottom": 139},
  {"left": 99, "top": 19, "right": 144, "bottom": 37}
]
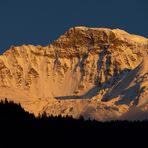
[{"left": 0, "top": 99, "right": 147, "bottom": 147}]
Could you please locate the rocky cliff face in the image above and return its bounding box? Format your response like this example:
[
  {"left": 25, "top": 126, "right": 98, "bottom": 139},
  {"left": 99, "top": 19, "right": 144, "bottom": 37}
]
[{"left": 0, "top": 26, "right": 148, "bottom": 120}]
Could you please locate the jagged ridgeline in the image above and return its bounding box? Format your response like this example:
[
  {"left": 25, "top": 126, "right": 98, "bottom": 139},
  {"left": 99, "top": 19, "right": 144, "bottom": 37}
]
[{"left": 0, "top": 27, "right": 147, "bottom": 120}]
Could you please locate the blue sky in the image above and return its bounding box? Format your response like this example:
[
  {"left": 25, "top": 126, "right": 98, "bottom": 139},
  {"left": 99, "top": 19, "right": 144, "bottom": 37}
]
[{"left": 0, "top": 0, "right": 147, "bottom": 53}]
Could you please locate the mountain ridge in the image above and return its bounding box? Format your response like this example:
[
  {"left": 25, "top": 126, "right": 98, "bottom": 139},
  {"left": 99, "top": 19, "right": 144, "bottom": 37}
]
[{"left": 0, "top": 26, "right": 147, "bottom": 120}]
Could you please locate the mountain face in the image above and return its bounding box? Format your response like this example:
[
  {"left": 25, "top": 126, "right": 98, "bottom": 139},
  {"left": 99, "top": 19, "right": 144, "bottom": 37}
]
[{"left": 0, "top": 26, "right": 148, "bottom": 120}]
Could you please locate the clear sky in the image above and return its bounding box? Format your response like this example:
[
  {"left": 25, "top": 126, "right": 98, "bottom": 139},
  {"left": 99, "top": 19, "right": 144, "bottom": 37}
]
[{"left": 0, "top": 0, "right": 147, "bottom": 53}]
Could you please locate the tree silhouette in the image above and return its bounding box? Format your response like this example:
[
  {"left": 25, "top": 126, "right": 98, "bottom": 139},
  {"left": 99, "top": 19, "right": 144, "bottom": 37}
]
[{"left": 0, "top": 98, "right": 147, "bottom": 147}]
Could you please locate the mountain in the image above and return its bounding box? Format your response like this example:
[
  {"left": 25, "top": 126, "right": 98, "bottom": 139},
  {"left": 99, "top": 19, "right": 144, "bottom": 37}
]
[{"left": 0, "top": 26, "right": 147, "bottom": 120}]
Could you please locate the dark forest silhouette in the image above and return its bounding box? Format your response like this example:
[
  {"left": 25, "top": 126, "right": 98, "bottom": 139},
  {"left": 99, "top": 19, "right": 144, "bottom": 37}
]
[{"left": 0, "top": 99, "right": 147, "bottom": 147}]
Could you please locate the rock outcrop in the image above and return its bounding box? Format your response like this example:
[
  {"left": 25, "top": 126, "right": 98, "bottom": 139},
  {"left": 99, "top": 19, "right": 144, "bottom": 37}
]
[{"left": 0, "top": 26, "right": 147, "bottom": 120}]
